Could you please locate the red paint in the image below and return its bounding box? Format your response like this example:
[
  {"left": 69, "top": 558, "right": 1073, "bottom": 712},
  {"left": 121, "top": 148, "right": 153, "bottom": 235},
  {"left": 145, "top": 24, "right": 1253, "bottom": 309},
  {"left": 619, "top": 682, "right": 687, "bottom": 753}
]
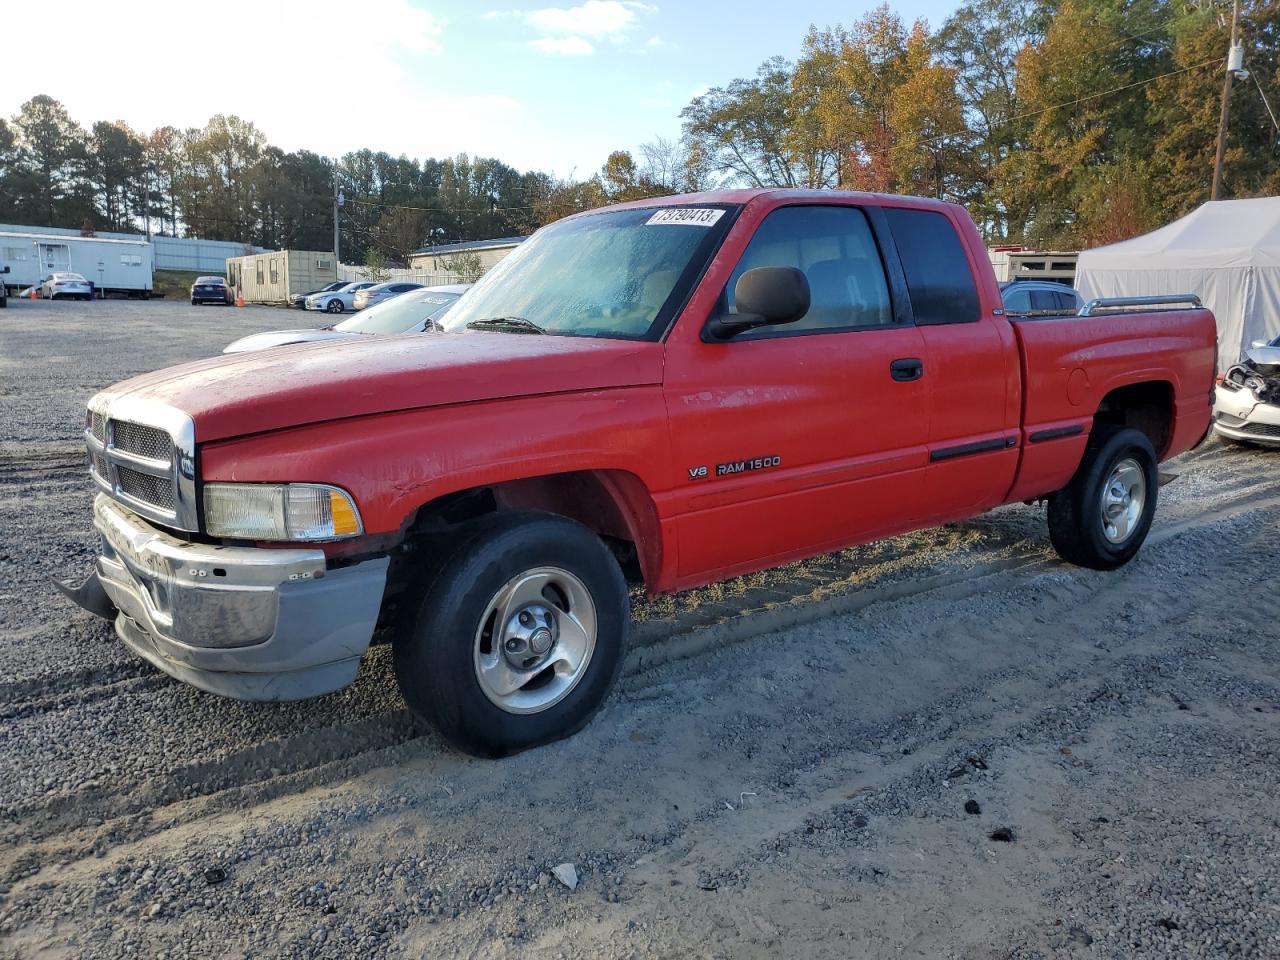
[{"left": 124, "top": 190, "right": 1214, "bottom": 595}]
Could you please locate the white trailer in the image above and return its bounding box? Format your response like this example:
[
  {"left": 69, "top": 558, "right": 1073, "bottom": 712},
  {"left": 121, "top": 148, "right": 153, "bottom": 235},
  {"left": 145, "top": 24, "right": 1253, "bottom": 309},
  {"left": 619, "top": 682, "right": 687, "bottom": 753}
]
[{"left": 0, "top": 231, "right": 153, "bottom": 297}]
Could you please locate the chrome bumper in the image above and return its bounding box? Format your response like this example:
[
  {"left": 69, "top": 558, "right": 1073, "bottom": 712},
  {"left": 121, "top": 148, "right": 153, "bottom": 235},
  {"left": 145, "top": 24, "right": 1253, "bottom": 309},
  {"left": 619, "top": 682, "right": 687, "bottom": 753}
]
[{"left": 89, "top": 494, "right": 388, "bottom": 700}]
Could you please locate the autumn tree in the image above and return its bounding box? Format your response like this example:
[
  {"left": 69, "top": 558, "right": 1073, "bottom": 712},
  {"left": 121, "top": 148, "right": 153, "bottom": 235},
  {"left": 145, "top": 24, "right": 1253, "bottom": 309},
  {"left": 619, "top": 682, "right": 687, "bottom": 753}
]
[
  {"left": 599, "top": 150, "right": 672, "bottom": 201},
  {"left": 1148, "top": 1, "right": 1280, "bottom": 217},
  {"left": 681, "top": 57, "right": 816, "bottom": 187}
]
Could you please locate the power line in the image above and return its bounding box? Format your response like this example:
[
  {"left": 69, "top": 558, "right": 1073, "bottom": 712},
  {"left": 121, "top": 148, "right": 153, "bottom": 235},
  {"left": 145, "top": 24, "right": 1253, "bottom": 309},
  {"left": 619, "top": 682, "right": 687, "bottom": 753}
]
[
  {"left": 339, "top": 194, "right": 537, "bottom": 216},
  {"left": 903, "top": 56, "right": 1226, "bottom": 151},
  {"left": 1254, "top": 72, "right": 1280, "bottom": 133}
]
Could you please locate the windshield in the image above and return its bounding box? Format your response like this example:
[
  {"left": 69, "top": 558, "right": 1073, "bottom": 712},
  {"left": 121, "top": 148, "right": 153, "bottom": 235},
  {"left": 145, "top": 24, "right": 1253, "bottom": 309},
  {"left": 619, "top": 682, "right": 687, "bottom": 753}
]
[
  {"left": 333, "top": 290, "right": 463, "bottom": 334},
  {"left": 440, "top": 205, "right": 737, "bottom": 340}
]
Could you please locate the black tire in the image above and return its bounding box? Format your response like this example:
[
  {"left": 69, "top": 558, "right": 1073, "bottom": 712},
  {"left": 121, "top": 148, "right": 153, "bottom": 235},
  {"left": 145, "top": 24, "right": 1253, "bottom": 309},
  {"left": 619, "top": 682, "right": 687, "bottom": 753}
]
[
  {"left": 1047, "top": 425, "right": 1158, "bottom": 570},
  {"left": 394, "top": 511, "right": 630, "bottom": 757},
  {"left": 325, "top": 299, "right": 344, "bottom": 314}
]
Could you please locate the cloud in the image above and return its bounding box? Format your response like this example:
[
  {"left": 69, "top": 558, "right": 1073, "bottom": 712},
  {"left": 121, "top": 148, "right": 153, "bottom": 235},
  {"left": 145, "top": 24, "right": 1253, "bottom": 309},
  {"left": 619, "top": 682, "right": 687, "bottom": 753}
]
[
  {"left": 0, "top": 0, "right": 536, "bottom": 166},
  {"left": 525, "top": 0, "right": 650, "bottom": 37},
  {"left": 529, "top": 36, "right": 596, "bottom": 55}
]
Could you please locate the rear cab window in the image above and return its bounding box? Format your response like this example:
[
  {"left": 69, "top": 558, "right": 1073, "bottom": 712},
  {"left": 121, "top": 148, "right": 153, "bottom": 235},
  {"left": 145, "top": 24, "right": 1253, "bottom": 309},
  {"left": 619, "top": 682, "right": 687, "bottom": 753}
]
[{"left": 883, "top": 207, "right": 980, "bottom": 325}]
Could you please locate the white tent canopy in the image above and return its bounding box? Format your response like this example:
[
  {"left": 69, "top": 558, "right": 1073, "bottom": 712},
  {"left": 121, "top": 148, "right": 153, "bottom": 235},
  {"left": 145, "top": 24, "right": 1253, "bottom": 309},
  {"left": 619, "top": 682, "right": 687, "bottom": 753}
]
[{"left": 1075, "top": 197, "right": 1280, "bottom": 371}]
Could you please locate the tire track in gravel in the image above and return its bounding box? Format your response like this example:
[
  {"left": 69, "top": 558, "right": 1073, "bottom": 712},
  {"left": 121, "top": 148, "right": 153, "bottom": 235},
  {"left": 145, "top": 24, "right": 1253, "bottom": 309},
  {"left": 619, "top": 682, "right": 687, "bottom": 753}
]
[
  {"left": 377, "top": 512, "right": 1280, "bottom": 958},
  {"left": 0, "top": 445, "right": 86, "bottom": 484}
]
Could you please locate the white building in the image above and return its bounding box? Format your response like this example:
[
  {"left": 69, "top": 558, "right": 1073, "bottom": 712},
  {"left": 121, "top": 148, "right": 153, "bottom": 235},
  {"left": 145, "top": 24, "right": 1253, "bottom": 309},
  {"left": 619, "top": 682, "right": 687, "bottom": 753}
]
[
  {"left": 0, "top": 231, "right": 153, "bottom": 295},
  {"left": 408, "top": 237, "right": 525, "bottom": 275}
]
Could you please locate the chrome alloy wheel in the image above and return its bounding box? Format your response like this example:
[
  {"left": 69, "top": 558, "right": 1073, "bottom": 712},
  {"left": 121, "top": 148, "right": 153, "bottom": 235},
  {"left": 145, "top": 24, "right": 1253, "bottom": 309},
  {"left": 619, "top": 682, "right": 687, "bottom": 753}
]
[
  {"left": 1100, "top": 457, "right": 1146, "bottom": 544},
  {"left": 473, "top": 566, "right": 597, "bottom": 714}
]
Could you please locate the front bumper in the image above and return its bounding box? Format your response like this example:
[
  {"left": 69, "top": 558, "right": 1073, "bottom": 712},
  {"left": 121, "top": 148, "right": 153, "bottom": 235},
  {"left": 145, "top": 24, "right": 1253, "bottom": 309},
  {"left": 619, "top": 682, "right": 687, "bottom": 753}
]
[
  {"left": 1213, "top": 385, "right": 1280, "bottom": 446},
  {"left": 84, "top": 494, "right": 389, "bottom": 700}
]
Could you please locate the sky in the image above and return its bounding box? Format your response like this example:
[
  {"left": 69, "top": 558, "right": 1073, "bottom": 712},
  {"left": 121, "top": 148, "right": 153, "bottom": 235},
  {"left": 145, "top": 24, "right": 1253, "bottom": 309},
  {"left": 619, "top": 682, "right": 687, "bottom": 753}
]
[{"left": 1, "top": 0, "right": 962, "bottom": 177}]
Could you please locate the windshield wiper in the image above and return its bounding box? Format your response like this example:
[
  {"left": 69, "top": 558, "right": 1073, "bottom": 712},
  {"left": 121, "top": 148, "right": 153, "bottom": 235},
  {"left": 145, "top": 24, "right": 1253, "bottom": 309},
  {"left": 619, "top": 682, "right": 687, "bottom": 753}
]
[{"left": 466, "top": 316, "right": 547, "bottom": 335}]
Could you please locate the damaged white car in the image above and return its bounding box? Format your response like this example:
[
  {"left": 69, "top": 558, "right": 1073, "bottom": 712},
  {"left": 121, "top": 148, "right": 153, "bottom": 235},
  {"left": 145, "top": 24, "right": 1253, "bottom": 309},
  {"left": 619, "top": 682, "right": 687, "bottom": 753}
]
[{"left": 1214, "top": 335, "right": 1280, "bottom": 446}]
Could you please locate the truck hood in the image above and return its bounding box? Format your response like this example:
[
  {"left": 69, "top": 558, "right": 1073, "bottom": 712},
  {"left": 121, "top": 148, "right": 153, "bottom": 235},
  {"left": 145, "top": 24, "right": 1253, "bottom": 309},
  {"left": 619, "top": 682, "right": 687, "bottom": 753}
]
[{"left": 103, "top": 331, "right": 665, "bottom": 442}]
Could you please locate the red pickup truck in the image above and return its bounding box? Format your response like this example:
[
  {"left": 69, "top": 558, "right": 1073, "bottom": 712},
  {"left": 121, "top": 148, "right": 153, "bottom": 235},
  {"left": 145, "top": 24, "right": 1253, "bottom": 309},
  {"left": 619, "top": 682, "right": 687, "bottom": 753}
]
[{"left": 62, "top": 190, "right": 1216, "bottom": 756}]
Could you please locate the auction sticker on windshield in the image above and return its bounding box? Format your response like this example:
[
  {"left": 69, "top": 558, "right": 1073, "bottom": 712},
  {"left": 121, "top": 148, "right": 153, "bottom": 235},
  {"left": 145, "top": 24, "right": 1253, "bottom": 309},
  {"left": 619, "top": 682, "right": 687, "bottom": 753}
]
[{"left": 646, "top": 208, "right": 725, "bottom": 227}]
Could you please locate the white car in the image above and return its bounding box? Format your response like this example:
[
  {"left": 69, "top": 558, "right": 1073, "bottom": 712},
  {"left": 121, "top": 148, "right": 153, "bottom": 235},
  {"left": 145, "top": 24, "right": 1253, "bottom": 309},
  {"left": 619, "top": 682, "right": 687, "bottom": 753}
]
[
  {"left": 305, "top": 281, "right": 376, "bottom": 314},
  {"left": 40, "top": 272, "right": 93, "bottom": 301},
  {"left": 1214, "top": 335, "right": 1280, "bottom": 446},
  {"left": 224, "top": 284, "right": 471, "bottom": 354},
  {"left": 352, "top": 281, "right": 424, "bottom": 311}
]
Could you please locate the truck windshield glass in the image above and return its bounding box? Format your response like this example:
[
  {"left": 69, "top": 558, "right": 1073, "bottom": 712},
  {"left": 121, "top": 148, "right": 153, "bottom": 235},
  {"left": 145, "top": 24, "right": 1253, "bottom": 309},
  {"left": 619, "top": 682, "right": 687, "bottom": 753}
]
[
  {"left": 440, "top": 205, "right": 737, "bottom": 341},
  {"left": 332, "top": 292, "right": 461, "bottom": 334}
]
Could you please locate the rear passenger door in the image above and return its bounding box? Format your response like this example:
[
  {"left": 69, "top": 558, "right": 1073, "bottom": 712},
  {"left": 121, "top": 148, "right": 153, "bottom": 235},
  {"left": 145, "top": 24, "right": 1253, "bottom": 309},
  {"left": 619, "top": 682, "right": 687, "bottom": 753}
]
[
  {"left": 882, "top": 207, "right": 1019, "bottom": 523},
  {"left": 664, "top": 203, "right": 932, "bottom": 583}
]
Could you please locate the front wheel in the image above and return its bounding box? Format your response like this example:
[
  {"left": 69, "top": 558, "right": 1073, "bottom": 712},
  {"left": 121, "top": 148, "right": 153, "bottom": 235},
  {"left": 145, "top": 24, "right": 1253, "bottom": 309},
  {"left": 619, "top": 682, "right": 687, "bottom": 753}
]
[
  {"left": 325, "top": 299, "right": 344, "bottom": 314},
  {"left": 393, "top": 511, "right": 630, "bottom": 757},
  {"left": 1047, "top": 425, "right": 1158, "bottom": 570}
]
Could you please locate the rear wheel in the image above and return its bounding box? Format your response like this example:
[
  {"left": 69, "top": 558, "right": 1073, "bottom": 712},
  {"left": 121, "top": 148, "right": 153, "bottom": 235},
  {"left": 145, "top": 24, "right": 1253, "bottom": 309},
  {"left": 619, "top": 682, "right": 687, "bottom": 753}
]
[
  {"left": 325, "top": 299, "right": 344, "bottom": 314},
  {"left": 1047, "top": 425, "right": 1157, "bottom": 570},
  {"left": 393, "top": 511, "right": 629, "bottom": 757}
]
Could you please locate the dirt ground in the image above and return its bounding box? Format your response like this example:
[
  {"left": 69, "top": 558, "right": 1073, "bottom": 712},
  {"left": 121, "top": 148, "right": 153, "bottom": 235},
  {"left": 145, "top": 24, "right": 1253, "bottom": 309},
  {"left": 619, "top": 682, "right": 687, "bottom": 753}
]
[{"left": 1, "top": 298, "right": 1278, "bottom": 959}]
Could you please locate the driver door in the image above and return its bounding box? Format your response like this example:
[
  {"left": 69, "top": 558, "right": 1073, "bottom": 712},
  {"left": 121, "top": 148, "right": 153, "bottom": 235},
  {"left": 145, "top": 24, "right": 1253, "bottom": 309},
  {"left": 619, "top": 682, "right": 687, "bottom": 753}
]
[{"left": 663, "top": 203, "right": 933, "bottom": 585}]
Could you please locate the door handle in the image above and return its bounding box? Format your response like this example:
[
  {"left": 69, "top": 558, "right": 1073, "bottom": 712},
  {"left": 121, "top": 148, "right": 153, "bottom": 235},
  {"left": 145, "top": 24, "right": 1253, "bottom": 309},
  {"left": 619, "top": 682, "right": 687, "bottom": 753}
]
[{"left": 890, "top": 358, "right": 924, "bottom": 382}]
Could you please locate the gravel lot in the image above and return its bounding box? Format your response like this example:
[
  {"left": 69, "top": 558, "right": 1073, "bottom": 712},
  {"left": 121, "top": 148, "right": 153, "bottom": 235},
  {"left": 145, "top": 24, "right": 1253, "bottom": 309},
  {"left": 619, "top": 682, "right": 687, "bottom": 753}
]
[{"left": 1, "top": 297, "right": 1278, "bottom": 959}]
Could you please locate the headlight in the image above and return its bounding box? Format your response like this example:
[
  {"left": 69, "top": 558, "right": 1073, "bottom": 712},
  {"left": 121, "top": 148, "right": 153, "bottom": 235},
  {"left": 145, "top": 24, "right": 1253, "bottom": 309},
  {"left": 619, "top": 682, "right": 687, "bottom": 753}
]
[
  {"left": 1245, "top": 376, "right": 1265, "bottom": 393},
  {"left": 203, "top": 483, "right": 362, "bottom": 541}
]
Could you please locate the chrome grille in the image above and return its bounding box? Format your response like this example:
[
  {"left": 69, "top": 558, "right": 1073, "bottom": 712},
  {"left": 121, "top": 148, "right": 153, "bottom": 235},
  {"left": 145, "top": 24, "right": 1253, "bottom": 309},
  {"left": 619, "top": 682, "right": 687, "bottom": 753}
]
[
  {"left": 116, "top": 465, "right": 177, "bottom": 511},
  {"left": 84, "top": 396, "right": 197, "bottom": 531},
  {"left": 112, "top": 421, "right": 172, "bottom": 462}
]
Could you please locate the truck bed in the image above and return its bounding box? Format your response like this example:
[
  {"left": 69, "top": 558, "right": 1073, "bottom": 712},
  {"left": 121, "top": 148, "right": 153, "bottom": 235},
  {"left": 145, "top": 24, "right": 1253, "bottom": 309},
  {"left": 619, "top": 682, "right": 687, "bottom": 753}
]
[{"left": 1004, "top": 305, "right": 1217, "bottom": 503}]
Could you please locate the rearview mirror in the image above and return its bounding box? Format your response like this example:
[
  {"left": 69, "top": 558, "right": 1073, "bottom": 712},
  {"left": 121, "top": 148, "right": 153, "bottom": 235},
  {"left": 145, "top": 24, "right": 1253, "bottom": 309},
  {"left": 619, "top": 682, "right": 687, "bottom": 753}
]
[{"left": 705, "top": 267, "right": 810, "bottom": 341}]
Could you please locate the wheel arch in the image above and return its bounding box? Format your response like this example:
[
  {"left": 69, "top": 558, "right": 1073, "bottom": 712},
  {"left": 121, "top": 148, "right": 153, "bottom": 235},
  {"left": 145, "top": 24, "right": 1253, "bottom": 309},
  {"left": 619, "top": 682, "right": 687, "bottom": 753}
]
[
  {"left": 1092, "top": 379, "right": 1175, "bottom": 458},
  {"left": 401, "top": 468, "right": 666, "bottom": 590}
]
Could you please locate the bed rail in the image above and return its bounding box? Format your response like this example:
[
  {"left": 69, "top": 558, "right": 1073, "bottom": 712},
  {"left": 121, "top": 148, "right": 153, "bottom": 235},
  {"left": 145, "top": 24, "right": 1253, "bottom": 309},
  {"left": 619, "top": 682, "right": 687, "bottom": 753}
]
[{"left": 1079, "top": 294, "right": 1203, "bottom": 317}]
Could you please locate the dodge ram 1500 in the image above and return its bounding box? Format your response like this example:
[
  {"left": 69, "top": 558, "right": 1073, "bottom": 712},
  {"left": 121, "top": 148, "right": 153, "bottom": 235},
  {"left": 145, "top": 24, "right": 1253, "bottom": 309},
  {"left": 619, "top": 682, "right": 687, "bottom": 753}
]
[{"left": 60, "top": 189, "right": 1217, "bottom": 756}]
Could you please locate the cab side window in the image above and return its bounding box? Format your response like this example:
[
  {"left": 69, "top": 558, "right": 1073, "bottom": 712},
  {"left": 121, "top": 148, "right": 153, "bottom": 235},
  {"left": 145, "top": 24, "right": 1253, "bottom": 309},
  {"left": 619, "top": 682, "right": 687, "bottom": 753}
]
[
  {"left": 884, "top": 207, "right": 980, "bottom": 325},
  {"left": 724, "top": 205, "right": 893, "bottom": 337}
]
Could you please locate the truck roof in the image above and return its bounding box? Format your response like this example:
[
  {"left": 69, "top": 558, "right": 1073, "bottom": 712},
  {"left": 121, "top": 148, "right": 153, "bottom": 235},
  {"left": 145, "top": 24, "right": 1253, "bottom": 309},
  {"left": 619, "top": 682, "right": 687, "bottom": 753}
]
[{"left": 585, "top": 188, "right": 960, "bottom": 219}]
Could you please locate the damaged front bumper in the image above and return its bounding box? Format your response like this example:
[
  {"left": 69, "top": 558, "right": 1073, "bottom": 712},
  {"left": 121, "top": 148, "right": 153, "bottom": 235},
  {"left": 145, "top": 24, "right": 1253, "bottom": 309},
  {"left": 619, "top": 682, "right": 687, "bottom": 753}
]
[
  {"left": 1213, "top": 380, "right": 1280, "bottom": 446},
  {"left": 63, "top": 494, "right": 388, "bottom": 700}
]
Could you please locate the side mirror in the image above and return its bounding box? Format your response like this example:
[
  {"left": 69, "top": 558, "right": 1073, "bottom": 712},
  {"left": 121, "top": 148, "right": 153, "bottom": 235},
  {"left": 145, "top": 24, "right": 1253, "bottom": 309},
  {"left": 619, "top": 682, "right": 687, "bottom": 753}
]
[
  {"left": 705, "top": 267, "right": 810, "bottom": 341},
  {"left": 1, "top": 265, "right": 9, "bottom": 274}
]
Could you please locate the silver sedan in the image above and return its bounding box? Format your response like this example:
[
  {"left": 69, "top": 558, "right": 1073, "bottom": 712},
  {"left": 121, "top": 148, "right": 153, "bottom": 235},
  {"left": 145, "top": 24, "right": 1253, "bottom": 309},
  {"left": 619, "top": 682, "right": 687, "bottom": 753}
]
[{"left": 40, "top": 272, "right": 93, "bottom": 301}]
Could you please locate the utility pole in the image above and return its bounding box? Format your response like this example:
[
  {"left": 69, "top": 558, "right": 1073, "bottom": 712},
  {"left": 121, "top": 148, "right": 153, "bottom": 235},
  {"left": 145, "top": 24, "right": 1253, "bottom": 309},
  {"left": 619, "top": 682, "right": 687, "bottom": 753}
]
[
  {"left": 1211, "top": 0, "right": 1242, "bottom": 201},
  {"left": 332, "top": 171, "right": 342, "bottom": 266}
]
